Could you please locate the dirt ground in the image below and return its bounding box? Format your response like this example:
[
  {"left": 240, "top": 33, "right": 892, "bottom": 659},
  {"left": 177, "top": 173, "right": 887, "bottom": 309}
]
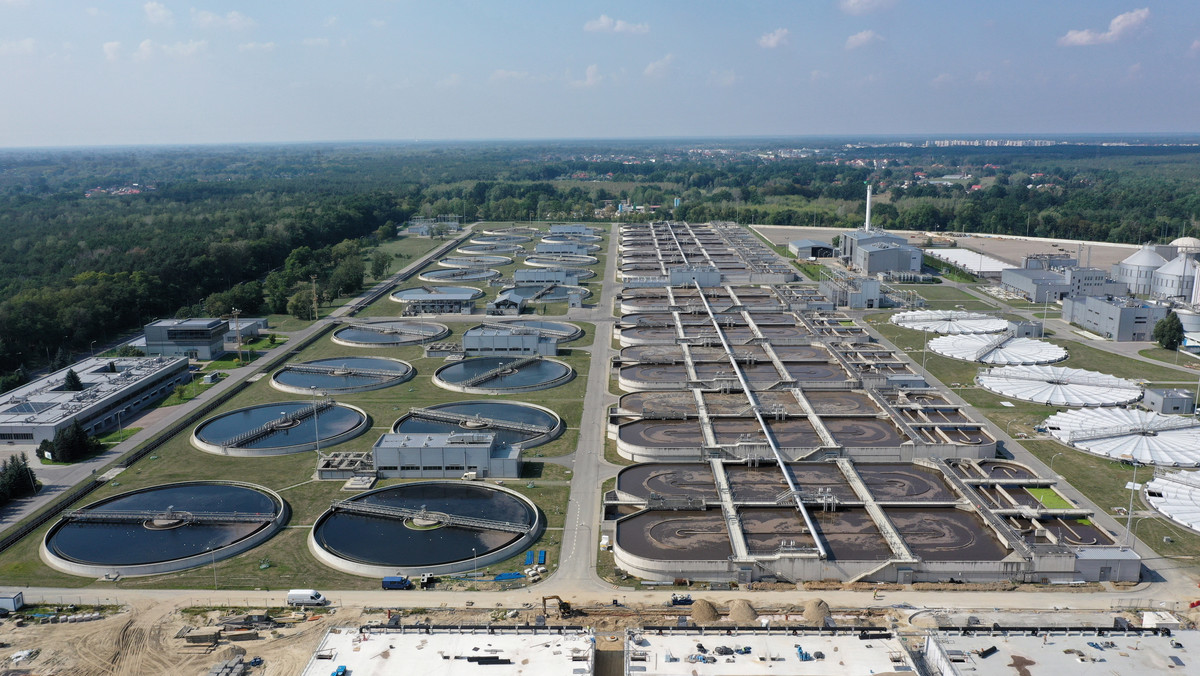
[{"left": 0, "top": 600, "right": 357, "bottom": 676}]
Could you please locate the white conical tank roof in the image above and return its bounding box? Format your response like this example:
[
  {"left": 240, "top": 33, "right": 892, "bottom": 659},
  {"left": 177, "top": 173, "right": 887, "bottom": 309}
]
[
  {"left": 1121, "top": 246, "right": 1167, "bottom": 268},
  {"left": 1170, "top": 236, "right": 1200, "bottom": 249},
  {"left": 1154, "top": 254, "right": 1197, "bottom": 277}
]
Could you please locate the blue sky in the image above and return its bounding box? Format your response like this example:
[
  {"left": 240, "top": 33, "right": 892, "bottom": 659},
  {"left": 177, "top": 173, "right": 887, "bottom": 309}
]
[{"left": 0, "top": 1, "right": 1196, "bottom": 147}]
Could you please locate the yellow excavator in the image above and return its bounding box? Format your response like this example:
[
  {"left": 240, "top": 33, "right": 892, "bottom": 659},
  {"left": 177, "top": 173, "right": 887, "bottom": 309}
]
[{"left": 541, "top": 595, "right": 577, "bottom": 619}]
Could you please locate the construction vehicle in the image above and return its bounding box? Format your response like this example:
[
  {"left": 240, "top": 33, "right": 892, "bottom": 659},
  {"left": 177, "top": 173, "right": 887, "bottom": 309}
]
[
  {"left": 668, "top": 594, "right": 694, "bottom": 606},
  {"left": 541, "top": 595, "right": 576, "bottom": 619}
]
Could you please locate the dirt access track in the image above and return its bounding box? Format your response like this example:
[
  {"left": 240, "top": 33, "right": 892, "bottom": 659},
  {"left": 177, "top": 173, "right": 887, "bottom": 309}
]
[{"left": 0, "top": 600, "right": 350, "bottom": 676}]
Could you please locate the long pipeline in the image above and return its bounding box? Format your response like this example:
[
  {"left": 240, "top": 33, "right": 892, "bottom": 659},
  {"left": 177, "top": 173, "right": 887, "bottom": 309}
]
[{"left": 692, "top": 280, "right": 828, "bottom": 559}]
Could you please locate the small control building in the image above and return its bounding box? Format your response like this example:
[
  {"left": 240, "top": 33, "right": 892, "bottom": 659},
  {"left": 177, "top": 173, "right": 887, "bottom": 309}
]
[
  {"left": 145, "top": 318, "right": 229, "bottom": 360},
  {"left": 371, "top": 432, "right": 520, "bottom": 479}
]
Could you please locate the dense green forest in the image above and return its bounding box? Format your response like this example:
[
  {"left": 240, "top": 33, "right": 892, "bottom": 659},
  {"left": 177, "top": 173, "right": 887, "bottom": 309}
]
[{"left": 1, "top": 140, "right": 1199, "bottom": 379}]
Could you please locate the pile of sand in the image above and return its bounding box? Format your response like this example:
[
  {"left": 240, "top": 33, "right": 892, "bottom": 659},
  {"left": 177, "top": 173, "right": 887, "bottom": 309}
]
[
  {"left": 728, "top": 599, "right": 758, "bottom": 624},
  {"left": 803, "top": 599, "right": 831, "bottom": 625},
  {"left": 690, "top": 599, "right": 719, "bottom": 623}
]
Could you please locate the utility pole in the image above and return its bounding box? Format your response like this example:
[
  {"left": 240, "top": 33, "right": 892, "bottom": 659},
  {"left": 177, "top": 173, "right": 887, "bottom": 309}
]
[
  {"left": 310, "top": 275, "right": 319, "bottom": 321},
  {"left": 231, "top": 308, "right": 243, "bottom": 364}
]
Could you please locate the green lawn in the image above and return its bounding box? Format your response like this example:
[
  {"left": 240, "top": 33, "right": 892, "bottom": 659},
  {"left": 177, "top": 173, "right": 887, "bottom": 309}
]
[
  {"left": 1138, "top": 347, "right": 1200, "bottom": 371},
  {"left": 156, "top": 380, "right": 218, "bottom": 407},
  {"left": 97, "top": 427, "right": 142, "bottom": 446},
  {"left": 1026, "top": 487, "right": 1074, "bottom": 509}
]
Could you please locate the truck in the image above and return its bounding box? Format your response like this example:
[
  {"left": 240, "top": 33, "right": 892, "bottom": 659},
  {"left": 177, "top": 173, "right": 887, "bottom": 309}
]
[
  {"left": 286, "top": 589, "right": 328, "bottom": 607},
  {"left": 382, "top": 576, "right": 413, "bottom": 590}
]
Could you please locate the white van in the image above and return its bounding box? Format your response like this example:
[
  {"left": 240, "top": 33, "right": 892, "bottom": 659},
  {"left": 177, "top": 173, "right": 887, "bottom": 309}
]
[{"left": 286, "top": 589, "right": 327, "bottom": 607}]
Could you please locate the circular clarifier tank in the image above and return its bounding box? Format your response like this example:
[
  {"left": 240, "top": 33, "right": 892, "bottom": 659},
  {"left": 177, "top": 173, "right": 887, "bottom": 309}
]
[
  {"left": 457, "top": 243, "right": 524, "bottom": 255},
  {"left": 433, "top": 356, "right": 574, "bottom": 393},
  {"left": 500, "top": 285, "right": 592, "bottom": 303},
  {"left": 331, "top": 320, "right": 449, "bottom": 347},
  {"left": 542, "top": 234, "right": 602, "bottom": 244},
  {"left": 42, "top": 481, "right": 287, "bottom": 577},
  {"left": 271, "top": 357, "right": 414, "bottom": 395},
  {"left": 470, "top": 234, "right": 531, "bottom": 245},
  {"left": 489, "top": 319, "right": 583, "bottom": 342},
  {"left": 525, "top": 254, "right": 597, "bottom": 268},
  {"left": 309, "top": 481, "right": 543, "bottom": 577},
  {"left": 439, "top": 255, "right": 513, "bottom": 268},
  {"left": 390, "top": 285, "right": 484, "bottom": 302},
  {"left": 393, "top": 400, "right": 563, "bottom": 449},
  {"left": 192, "top": 400, "right": 370, "bottom": 456},
  {"left": 483, "top": 226, "right": 540, "bottom": 237},
  {"left": 419, "top": 267, "right": 501, "bottom": 282}
]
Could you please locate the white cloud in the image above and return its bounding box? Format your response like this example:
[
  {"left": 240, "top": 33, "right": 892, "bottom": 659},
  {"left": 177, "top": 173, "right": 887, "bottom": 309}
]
[
  {"left": 845, "top": 29, "right": 882, "bottom": 50},
  {"left": 1126, "top": 62, "right": 1143, "bottom": 79},
  {"left": 758, "top": 28, "right": 789, "bottom": 49},
  {"left": 437, "top": 73, "right": 462, "bottom": 89},
  {"left": 161, "top": 39, "right": 206, "bottom": 57},
  {"left": 302, "top": 37, "right": 330, "bottom": 48},
  {"left": 1058, "top": 8, "right": 1149, "bottom": 46},
  {"left": 584, "top": 14, "right": 649, "bottom": 34},
  {"left": 643, "top": 53, "right": 674, "bottom": 78},
  {"left": 133, "top": 39, "right": 155, "bottom": 61},
  {"left": 143, "top": 2, "right": 172, "bottom": 26},
  {"left": 192, "top": 9, "right": 256, "bottom": 31},
  {"left": 86, "top": 7, "right": 102, "bottom": 17},
  {"left": 490, "top": 69, "right": 529, "bottom": 82},
  {"left": 369, "top": 18, "right": 386, "bottom": 29},
  {"left": 102, "top": 40, "right": 121, "bottom": 61},
  {"left": 974, "top": 70, "right": 992, "bottom": 84},
  {"left": 810, "top": 69, "right": 829, "bottom": 82},
  {"left": 323, "top": 16, "right": 338, "bottom": 29},
  {"left": 130, "top": 38, "right": 207, "bottom": 60},
  {"left": 0, "top": 38, "right": 34, "bottom": 56},
  {"left": 838, "top": 0, "right": 895, "bottom": 15},
  {"left": 569, "top": 64, "right": 603, "bottom": 87},
  {"left": 238, "top": 42, "right": 275, "bottom": 52},
  {"left": 1188, "top": 39, "right": 1200, "bottom": 57},
  {"left": 709, "top": 69, "right": 736, "bottom": 87},
  {"left": 930, "top": 73, "right": 955, "bottom": 88}
]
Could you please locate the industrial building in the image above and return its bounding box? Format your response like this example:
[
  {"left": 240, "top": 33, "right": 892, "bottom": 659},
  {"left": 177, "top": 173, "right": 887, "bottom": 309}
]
[
  {"left": 549, "top": 223, "right": 597, "bottom": 236},
  {"left": 1110, "top": 239, "right": 1200, "bottom": 299},
  {"left": 371, "top": 432, "right": 520, "bottom": 479},
  {"left": 534, "top": 242, "right": 590, "bottom": 256},
  {"left": 1143, "top": 387, "right": 1196, "bottom": 415},
  {"left": 817, "top": 274, "right": 884, "bottom": 309},
  {"left": 462, "top": 324, "right": 560, "bottom": 356},
  {"left": 486, "top": 290, "right": 525, "bottom": 315},
  {"left": 300, "top": 626, "right": 594, "bottom": 676},
  {"left": 1000, "top": 267, "right": 1125, "bottom": 302},
  {"left": 787, "top": 238, "right": 834, "bottom": 258},
  {"left": 0, "top": 356, "right": 190, "bottom": 446},
  {"left": 513, "top": 268, "right": 581, "bottom": 286},
  {"left": 144, "top": 318, "right": 229, "bottom": 360},
  {"left": 837, "top": 187, "right": 922, "bottom": 275},
  {"left": 1060, "top": 295, "right": 1169, "bottom": 341}
]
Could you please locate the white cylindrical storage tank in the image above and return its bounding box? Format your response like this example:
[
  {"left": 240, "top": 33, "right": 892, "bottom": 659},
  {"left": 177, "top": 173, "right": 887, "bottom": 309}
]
[
  {"left": 1116, "top": 246, "right": 1167, "bottom": 295},
  {"left": 1151, "top": 254, "right": 1198, "bottom": 299}
]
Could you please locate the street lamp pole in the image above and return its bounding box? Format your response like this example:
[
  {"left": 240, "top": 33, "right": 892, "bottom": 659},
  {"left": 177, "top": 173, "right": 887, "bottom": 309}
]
[
  {"left": 1124, "top": 462, "right": 1141, "bottom": 548},
  {"left": 1050, "top": 452, "right": 1065, "bottom": 474},
  {"left": 210, "top": 548, "right": 218, "bottom": 591},
  {"left": 89, "top": 340, "right": 97, "bottom": 358},
  {"left": 472, "top": 547, "right": 477, "bottom": 580},
  {"left": 922, "top": 327, "right": 929, "bottom": 370},
  {"left": 310, "top": 386, "right": 321, "bottom": 454}
]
